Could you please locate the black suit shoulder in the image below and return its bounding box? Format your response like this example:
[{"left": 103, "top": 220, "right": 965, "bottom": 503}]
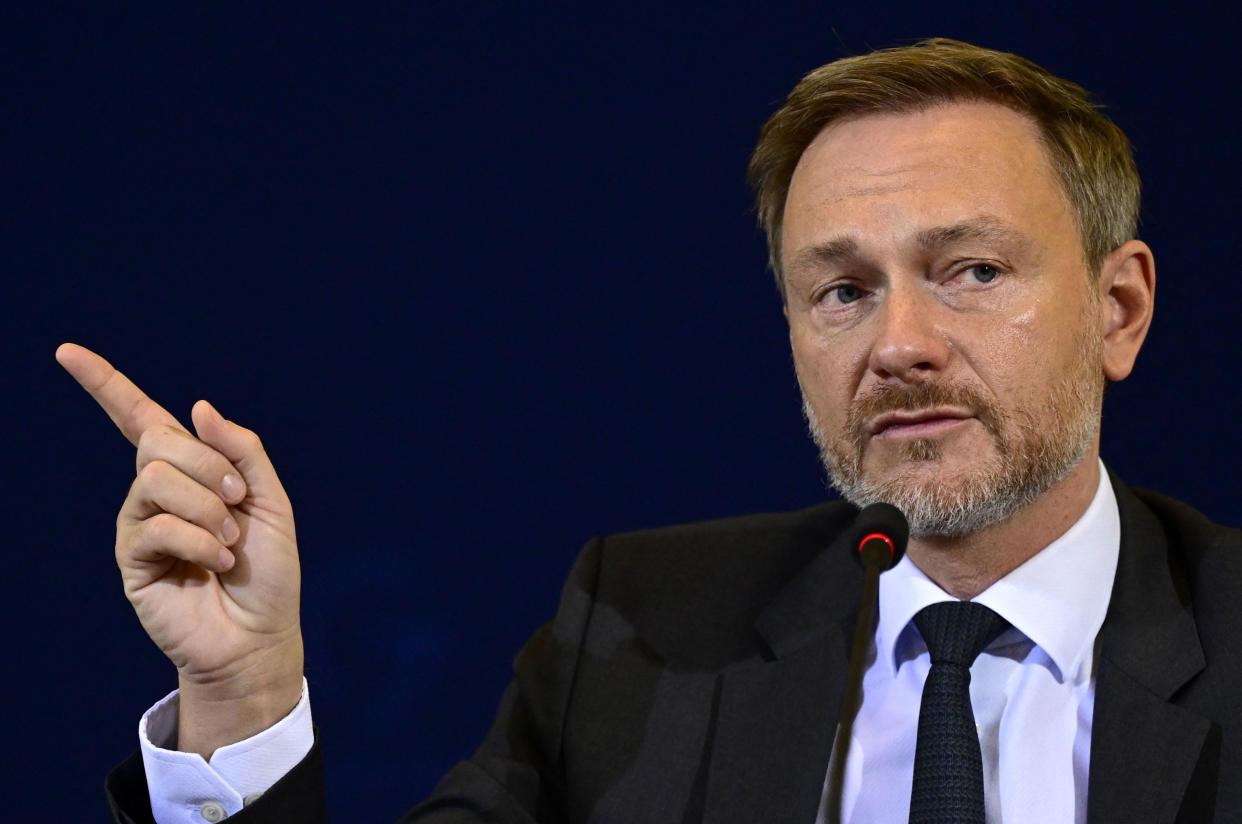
[
  {"left": 1091, "top": 481, "right": 1242, "bottom": 822},
  {"left": 408, "top": 501, "right": 861, "bottom": 823},
  {"left": 1125, "top": 486, "right": 1242, "bottom": 656},
  {"left": 576, "top": 500, "right": 857, "bottom": 668}
]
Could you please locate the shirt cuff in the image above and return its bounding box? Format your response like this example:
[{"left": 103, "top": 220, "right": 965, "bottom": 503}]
[{"left": 138, "top": 678, "right": 313, "bottom": 824}]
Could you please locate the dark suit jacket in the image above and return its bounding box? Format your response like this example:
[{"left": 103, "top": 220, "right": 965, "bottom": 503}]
[{"left": 106, "top": 477, "right": 1242, "bottom": 823}]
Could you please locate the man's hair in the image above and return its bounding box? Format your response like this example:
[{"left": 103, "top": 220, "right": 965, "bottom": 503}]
[{"left": 747, "top": 38, "right": 1140, "bottom": 296}]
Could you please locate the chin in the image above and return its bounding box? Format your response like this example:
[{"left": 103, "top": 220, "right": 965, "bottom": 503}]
[
  {"left": 834, "top": 468, "right": 1010, "bottom": 537},
  {"left": 836, "top": 445, "right": 1091, "bottom": 538}
]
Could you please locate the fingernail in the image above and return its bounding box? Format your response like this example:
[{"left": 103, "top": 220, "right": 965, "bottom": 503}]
[
  {"left": 218, "top": 549, "right": 235, "bottom": 571},
  {"left": 222, "top": 473, "right": 244, "bottom": 501},
  {"left": 221, "top": 516, "right": 240, "bottom": 544}
]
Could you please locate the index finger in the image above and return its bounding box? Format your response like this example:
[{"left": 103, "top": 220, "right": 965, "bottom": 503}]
[{"left": 55, "top": 343, "right": 186, "bottom": 446}]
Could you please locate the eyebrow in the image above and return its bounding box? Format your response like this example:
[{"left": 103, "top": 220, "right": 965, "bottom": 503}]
[
  {"left": 914, "top": 217, "right": 1034, "bottom": 256},
  {"left": 785, "top": 236, "right": 860, "bottom": 274},
  {"left": 785, "top": 216, "right": 1035, "bottom": 276}
]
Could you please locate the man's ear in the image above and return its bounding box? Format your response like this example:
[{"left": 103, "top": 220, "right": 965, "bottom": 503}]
[{"left": 1097, "top": 239, "right": 1156, "bottom": 382}]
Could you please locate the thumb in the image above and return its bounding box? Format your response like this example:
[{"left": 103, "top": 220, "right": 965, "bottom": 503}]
[{"left": 191, "top": 400, "right": 292, "bottom": 514}]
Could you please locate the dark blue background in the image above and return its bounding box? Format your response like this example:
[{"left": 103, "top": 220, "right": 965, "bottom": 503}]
[{"left": 11, "top": 2, "right": 1241, "bottom": 820}]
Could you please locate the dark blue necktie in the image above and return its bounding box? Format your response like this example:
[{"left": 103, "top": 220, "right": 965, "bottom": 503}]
[{"left": 908, "top": 601, "right": 1010, "bottom": 824}]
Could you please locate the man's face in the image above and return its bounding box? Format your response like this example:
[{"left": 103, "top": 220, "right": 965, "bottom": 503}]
[{"left": 781, "top": 102, "right": 1105, "bottom": 537}]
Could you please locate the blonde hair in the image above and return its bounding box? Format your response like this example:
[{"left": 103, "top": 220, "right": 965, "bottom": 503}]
[{"left": 747, "top": 38, "right": 1140, "bottom": 296}]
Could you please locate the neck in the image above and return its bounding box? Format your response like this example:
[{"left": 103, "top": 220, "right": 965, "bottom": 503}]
[{"left": 904, "top": 453, "right": 1102, "bottom": 600}]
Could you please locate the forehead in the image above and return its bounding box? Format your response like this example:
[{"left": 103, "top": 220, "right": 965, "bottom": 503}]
[{"left": 781, "top": 102, "right": 1078, "bottom": 265}]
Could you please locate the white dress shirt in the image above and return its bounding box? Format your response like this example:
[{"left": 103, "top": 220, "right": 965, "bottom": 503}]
[
  {"left": 138, "top": 679, "right": 313, "bottom": 824},
  {"left": 142, "top": 463, "right": 1119, "bottom": 823},
  {"left": 821, "top": 461, "right": 1120, "bottom": 824}
]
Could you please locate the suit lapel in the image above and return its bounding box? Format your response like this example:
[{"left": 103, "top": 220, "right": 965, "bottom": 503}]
[
  {"left": 1087, "top": 477, "right": 1210, "bottom": 824},
  {"left": 694, "top": 474, "right": 1214, "bottom": 823},
  {"left": 701, "top": 532, "right": 861, "bottom": 824}
]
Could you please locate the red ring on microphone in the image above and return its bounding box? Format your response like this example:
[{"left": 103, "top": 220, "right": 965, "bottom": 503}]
[{"left": 858, "top": 532, "right": 896, "bottom": 559}]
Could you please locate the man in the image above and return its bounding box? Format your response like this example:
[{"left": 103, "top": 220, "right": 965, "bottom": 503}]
[{"left": 62, "top": 38, "right": 1241, "bottom": 823}]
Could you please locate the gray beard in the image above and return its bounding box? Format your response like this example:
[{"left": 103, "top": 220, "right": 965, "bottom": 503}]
[{"left": 801, "top": 385, "right": 1099, "bottom": 538}]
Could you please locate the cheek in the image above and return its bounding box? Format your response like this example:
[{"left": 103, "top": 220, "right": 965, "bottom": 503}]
[
  {"left": 968, "top": 298, "right": 1038, "bottom": 352},
  {"left": 965, "top": 306, "right": 1072, "bottom": 398},
  {"left": 983, "top": 310, "right": 1041, "bottom": 386},
  {"left": 790, "top": 333, "right": 859, "bottom": 422},
  {"left": 994, "top": 307, "right": 1039, "bottom": 349}
]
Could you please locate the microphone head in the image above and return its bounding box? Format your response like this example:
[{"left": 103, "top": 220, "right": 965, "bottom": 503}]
[{"left": 848, "top": 502, "right": 909, "bottom": 571}]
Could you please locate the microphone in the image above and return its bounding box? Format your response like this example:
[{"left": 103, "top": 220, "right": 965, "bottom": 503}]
[
  {"left": 827, "top": 502, "right": 909, "bottom": 824},
  {"left": 849, "top": 501, "right": 908, "bottom": 572}
]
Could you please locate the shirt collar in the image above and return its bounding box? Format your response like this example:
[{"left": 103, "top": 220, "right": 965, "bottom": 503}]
[{"left": 875, "top": 459, "right": 1120, "bottom": 683}]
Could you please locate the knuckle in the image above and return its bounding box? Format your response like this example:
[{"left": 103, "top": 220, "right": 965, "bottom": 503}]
[
  {"left": 134, "top": 429, "right": 156, "bottom": 469},
  {"left": 116, "top": 500, "right": 131, "bottom": 530},
  {"left": 135, "top": 459, "right": 173, "bottom": 488},
  {"left": 135, "top": 425, "right": 181, "bottom": 468},
  {"left": 241, "top": 428, "right": 264, "bottom": 453},
  {"left": 136, "top": 426, "right": 158, "bottom": 451},
  {"left": 128, "top": 513, "right": 217, "bottom": 563},
  {"left": 140, "top": 423, "right": 176, "bottom": 448},
  {"left": 114, "top": 525, "right": 132, "bottom": 561},
  {"left": 145, "top": 512, "right": 179, "bottom": 542}
]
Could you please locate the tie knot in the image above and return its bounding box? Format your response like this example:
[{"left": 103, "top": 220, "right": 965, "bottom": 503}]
[{"left": 913, "top": 601, "right": 1009, "bottom": 667}]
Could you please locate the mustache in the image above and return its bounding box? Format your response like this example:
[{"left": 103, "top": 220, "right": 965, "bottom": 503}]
[{"left": 847, "top": 382, "right": 1000, "bottom": 442}]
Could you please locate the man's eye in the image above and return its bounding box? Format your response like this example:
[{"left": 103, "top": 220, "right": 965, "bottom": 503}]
[
  {"left": 828, "top": 284, "right": 864, "bottom": 304},
  {"left": 966, "top": 264, "right": 999, "bottom": 283}
]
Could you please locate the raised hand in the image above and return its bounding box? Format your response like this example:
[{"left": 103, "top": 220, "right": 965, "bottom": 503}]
[{"left": 56, "top": 343, "right": 303, "bottom": 758}]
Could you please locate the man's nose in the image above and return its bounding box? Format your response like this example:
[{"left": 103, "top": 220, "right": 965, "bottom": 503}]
[{"left": 866, "top": 282, "right": 951, "bottom": 382}]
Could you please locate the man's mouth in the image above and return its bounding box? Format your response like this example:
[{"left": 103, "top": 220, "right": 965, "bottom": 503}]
[{"left": 867, "top": 407, "right": 974, "bottom": 439}]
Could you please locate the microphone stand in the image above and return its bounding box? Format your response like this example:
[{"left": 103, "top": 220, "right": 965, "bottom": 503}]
[
  {"left": 825, "top": 504, "right": 906, "bottom": 824},
  {"left": 826, "top": 540, "right": 887, "bottom": 824}
]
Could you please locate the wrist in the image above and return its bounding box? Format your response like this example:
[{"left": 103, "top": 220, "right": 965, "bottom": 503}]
[{"left": 176, "top": 633, "right": 304, "bottom": 758}]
